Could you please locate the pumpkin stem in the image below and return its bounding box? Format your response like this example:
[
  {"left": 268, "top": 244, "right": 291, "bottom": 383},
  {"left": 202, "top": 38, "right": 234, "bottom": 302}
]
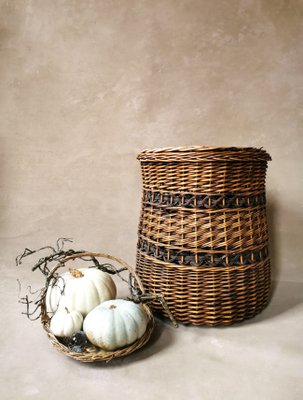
[
  {"left": 109, "top": 304, "right": 117, "bottom": 309},
  {"left": 65, "top": 307, "right": 70, "bottom": 313},
  {"left": 69, "top": 268, "right": 84, "bottom": 278}
]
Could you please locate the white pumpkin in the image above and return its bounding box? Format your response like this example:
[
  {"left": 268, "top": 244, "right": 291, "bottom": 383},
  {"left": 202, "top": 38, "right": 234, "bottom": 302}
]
[
  {"left": 83, "top": 299, "right": 149, "bottom": 351},
  {"left": 46, "top": 268, "right": 116, "bottom": 316},
  {"left": 50, "top": 308, "right": 83, "bottom": 337}
]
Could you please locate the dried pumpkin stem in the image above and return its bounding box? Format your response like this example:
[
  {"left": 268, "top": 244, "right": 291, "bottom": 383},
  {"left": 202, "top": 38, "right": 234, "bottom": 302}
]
[{"left": 69, "top": 268, "right": 84, "bottom": 278}]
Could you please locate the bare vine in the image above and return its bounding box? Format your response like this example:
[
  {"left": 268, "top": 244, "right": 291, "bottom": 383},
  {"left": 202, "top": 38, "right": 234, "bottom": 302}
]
[{"left": 17, "top": 238, "right": 178, "bottom": 327}]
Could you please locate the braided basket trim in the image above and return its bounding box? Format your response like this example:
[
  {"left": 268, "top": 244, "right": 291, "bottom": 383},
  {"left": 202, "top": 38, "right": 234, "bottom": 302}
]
[{"left": 137, "top": 146, "right": 271, "bottom": 162}]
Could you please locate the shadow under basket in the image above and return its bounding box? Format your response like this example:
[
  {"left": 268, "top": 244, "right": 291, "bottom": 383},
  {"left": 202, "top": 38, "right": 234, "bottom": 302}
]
[
  {"left": 136, "top": 146, "right": 272, "bottom": 326},
  {"left": 41, "top": 252, "right": 154, "bottom": 362}
]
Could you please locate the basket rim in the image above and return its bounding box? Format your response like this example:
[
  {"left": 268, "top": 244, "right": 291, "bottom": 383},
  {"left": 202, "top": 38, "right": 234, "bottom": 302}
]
[
  {"left": 137, "top": 146, "right": 271, "bottom": 162},
  {"left": 41, "top": 252, "right": 155, "bottom": 362},
  {"left": 42, "top": 304, "right": 154, "bottom": 363}
]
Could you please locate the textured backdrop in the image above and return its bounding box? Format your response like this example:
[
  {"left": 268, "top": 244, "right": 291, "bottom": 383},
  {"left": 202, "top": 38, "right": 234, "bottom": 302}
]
[{"left": 1, "top": 0, "right": 302, "bottom": 283}]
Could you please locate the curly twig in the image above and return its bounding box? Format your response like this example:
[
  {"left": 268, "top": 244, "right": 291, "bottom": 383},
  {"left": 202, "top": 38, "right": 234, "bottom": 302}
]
[{"left": 17, "top": 239, "right": 178, "bottom": 327}]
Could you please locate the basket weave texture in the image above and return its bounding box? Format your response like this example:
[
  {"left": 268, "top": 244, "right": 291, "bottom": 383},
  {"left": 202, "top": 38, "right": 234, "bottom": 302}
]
[
  {"left": 41, "top": 252, "right": 154, "bottom": 362},
  {"left": 136, "top": 146, "right": 271, "bottom": 326}
]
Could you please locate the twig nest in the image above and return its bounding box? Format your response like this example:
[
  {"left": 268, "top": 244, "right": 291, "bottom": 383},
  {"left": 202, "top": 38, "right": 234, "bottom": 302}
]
[
  {"left": 50, "top": 308, "right": 83, "bottom": 337},
  {"left": 83, "top": 299, "right": 149, "bottom": 351},
  {"left": 46, "top": 267, "right": 116, "bottom": 316}
]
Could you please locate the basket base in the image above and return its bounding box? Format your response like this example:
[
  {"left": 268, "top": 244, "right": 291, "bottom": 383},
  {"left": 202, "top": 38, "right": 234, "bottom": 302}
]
[
  {"left": 151, "top": 294, "right": 271, "bottom": 327},
  {"left": 136, "top": 253, "right": 271, "bottom": 326}
]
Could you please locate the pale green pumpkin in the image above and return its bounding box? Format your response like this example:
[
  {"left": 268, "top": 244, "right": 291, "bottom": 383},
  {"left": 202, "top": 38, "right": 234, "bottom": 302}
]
[{"left": 83, "top": 299, "right": 148, "bottom": 351}]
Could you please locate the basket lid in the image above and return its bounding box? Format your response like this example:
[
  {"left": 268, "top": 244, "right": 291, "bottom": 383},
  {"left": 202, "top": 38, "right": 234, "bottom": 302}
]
[{"left": 137, "top": 146, "right": 271, "bottom": 162}]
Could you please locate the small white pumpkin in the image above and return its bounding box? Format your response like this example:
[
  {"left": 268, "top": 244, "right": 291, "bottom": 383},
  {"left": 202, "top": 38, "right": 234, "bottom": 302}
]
[
  {"left": 50, "top": 307, "right": 83, "bottom": 337},
  {"left": 46, "top": 268, "right": 116, "bottom": 316},
  {"left": 83, "top": 299, "right": 149, "bottom": 351}
]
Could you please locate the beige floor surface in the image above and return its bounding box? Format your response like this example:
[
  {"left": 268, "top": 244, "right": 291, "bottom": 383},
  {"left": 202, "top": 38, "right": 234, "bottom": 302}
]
[{"left": 1, "top": 265, "right": 302, "bottom": 400}]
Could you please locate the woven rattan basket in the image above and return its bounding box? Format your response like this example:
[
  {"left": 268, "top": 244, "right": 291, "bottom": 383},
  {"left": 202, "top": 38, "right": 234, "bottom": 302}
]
[
  {"left": 41, "top": 252, "right": 154, "bottom": 362},
  {"left": 136, "top": 146, "right": 272, "bottom": 326}
]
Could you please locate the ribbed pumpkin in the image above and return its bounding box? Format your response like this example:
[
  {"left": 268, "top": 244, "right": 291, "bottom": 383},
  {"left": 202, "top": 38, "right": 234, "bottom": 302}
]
[
  {"left": 50, "top": 307, "right": 83, "bottom": 337},
  {"left": 46, "top": 268, "right": 116, "bottom": 316},
  {"left": 83, "top": 299, "right": 149, "bottom": 351}
]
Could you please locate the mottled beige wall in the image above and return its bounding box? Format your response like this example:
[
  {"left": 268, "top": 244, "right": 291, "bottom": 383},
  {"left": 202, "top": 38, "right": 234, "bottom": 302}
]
[{"left": 1, "top": 0, "right": 302, "bottom": 281}]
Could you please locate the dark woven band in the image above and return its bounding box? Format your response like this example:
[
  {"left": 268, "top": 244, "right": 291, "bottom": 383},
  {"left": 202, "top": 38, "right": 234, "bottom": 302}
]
[
  {"left": 142, "top": 190, "right": 266, "bottom": 210},
  {"left": 137, "top": 238, "right": 269, "bottom": 267}
]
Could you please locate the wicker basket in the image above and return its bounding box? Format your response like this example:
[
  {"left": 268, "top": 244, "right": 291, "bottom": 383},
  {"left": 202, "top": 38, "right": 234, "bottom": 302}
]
[
  {"left": 136, "top": 146, "right": 272, "bottom": 326},
  {"left": 41, "top": 252, "right": 154, "bottom": 362}
]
